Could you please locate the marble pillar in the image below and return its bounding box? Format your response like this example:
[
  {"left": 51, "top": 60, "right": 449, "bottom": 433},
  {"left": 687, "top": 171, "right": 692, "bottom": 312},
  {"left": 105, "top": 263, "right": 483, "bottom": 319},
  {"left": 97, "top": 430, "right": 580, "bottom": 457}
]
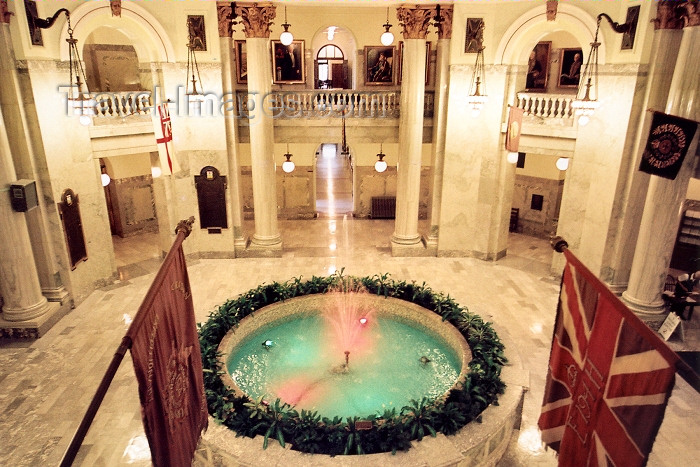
[
  {"left": 622, "top": 22, "right": 700, "bottom": 317},
  {"left": 392, "top": 6, "right": 432, "bottom": 255},
  {"left": 426, "top": 7, "right": 453, "bottom": 251},
  {"left": 0, "top": 104, "right": 51, "bottom": 323},
  {"left": 217, "top": 2, "right": 246, "bottom": 252},
  {"left": 235, "top": 3, "right": 281, "bottom": 256},
  {"left": 0, "top": 23, "right": 69, "bottom": 304},
  {"left": 604, "top": 20, "right": 684, "bottom": 294}
]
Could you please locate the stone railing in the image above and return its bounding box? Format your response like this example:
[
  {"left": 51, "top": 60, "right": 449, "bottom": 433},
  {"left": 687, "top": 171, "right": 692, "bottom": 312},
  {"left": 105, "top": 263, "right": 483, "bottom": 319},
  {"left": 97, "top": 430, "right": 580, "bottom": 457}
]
[
  {"left": 235, "top": 90, "right": 434, "bottom": 118},
  {"left": 93, "top": 91, "right": 153, "bottom": 118},
  {"left": 89, "top": 90, "right": 437, "bottom": 120},
  {"left": 516, "top": 92, "right": 575, "bottom": 121}
]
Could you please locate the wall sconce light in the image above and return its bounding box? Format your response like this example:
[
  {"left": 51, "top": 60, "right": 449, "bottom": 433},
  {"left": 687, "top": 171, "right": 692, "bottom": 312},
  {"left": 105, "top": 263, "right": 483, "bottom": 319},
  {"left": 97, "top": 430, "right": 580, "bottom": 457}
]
[
  {"left": 280, "top": 6, "right": 294, "bottom": 46},
  {"left": 282, "top": 144, "right": 295, "bottom": 173},
  {"left": 507, "top": 152, "right": 519, "bottom": 164},
  {"left": 100, "top": 173, "right": 111, "bottom": 186},
  {"left": 327, "top": 26, "right": 337, "bottom": 41},
  {"left": 151, "top": 166, "right": 162, "bottom": 178},
  {"left": 186, "top": 17, "right": 204, "bottom": 115},
  {"left": 375, "top": 144, "right": 388, "bottom": 173},
  {"left": 380, "top": 7, "right": 394, "bottom": 46},
  {"left": 572, "top": 13, "right": 634, "bottom": 126},
  {"left": 467, "top": 46, "right": 487, "bottom": 117},
  {"left": 555, "top": 157, "right": 570, "bottom": 171}
]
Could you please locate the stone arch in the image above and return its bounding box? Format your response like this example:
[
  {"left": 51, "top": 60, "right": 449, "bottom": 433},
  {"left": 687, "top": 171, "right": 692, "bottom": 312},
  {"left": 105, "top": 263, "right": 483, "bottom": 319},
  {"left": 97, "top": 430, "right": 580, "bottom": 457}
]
[
  {"left": 58, "top": 0, "right": 175, "bottom": 63},
  {"left": 494, "top": 3, "right": 606, "bottom": 67}
]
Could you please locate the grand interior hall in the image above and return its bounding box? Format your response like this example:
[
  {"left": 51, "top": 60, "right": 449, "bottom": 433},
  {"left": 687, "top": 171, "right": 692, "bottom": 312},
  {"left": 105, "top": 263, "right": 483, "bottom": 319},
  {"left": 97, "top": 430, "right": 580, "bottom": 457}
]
[{"left": 1, "top": 0, "right": 699, "bottom": 465}]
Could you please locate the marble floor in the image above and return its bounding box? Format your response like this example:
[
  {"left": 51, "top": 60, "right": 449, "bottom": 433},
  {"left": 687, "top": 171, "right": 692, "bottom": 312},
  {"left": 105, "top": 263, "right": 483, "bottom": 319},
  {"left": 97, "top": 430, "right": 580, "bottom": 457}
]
[{"left": 1, "top": 219, "right": 699, "bottom": 466}]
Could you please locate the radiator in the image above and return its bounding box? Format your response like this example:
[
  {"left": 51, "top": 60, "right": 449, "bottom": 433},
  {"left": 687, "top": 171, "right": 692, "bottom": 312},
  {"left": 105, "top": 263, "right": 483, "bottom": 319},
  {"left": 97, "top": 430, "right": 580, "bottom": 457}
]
[{"left": 371, "top": 196, "right": 396, "bottom": 219}]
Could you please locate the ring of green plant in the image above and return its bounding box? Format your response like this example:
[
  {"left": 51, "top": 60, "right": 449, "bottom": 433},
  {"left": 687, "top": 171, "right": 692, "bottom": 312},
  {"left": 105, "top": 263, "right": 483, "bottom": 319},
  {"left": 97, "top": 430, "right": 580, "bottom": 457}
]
[{"left": 198, "top": 271, "right": 507, "bottom": 455}]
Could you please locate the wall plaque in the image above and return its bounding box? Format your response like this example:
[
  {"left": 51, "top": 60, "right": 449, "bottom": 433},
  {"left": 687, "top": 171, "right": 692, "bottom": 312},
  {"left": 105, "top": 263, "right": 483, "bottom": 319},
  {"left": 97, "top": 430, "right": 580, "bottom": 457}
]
[
  {"left": 194, "top": 166, "right": 228, "bottom": 229},
  {"left": 58, "top": 188, "right": 88, "bottom": 269}
]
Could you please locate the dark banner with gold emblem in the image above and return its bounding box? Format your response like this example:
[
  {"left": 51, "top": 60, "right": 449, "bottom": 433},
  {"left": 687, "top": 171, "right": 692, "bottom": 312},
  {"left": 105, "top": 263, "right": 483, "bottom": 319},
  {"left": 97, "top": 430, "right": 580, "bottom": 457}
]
[
  {"left": 127, "top": 232, "right": 207, "bottom": 467},
  {"left": 639, "top": 111, "right": 697, "bottom": 180}
]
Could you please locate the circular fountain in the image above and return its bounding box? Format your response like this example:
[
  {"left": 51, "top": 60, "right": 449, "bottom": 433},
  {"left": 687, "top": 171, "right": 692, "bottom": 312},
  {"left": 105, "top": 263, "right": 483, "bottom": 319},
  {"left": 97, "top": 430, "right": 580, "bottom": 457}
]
[
  {"left": 198, "top": 275, "right": 524, "bottom": 465},
  {"left": 219, "top": 294, "right": 471, "bottom": 419}
]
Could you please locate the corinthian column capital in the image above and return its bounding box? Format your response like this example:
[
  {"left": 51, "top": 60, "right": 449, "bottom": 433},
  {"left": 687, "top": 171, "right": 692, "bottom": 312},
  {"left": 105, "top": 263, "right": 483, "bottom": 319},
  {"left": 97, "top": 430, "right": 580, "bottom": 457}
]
[
  {"left": 397, "top": 6, "right": 432, "bottom": 39},
  {"left": 235, "top": 2, "right": 276, "bottom": 39},
  {"left": 217, "top": 1, "right": 235, "bottom": 38}
]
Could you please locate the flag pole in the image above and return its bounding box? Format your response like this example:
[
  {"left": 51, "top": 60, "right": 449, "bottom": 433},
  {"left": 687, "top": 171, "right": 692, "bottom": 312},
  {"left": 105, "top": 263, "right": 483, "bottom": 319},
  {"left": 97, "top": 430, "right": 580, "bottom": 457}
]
[
  {"left": 58, "top": 217, "right": 196, "bottom": 467},
  {"left": 549, "top": 236, "right": 700, "bottom": 394}
]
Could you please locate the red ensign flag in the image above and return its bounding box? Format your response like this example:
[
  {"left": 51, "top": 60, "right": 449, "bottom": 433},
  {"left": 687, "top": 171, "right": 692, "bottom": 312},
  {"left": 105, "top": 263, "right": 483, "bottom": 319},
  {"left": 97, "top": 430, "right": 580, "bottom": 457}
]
[{"left": 539, "top": 249, "right": 679, "bottom": 467}]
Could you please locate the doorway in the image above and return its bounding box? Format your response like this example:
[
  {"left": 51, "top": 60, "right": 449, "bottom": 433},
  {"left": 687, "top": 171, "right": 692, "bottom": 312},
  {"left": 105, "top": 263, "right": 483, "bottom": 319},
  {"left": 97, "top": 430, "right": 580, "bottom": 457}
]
[
  {"left": 101, "top": 153, "right": 162, "bottom": 275},
  {"left": 315, "top": 143, "right": 353, "bottom": 218}
]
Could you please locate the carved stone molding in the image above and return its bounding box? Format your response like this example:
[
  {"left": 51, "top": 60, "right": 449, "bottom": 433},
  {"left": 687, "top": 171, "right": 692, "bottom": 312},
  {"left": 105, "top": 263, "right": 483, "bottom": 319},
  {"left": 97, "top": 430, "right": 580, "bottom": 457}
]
[
  {"left": 679, "top": 0, "right": 700, "bottom": 27},
  {"left": 235, "top": 2, "right": 276, "bottom": 39},
  {"left": 546, "top": 0, "right": 558, "bottom": 21},
  {"left": 654, "top": 1, "right": 684, "bottom": 29},
  {"left": 217, "top": 1, "right": 235, "bottom": 38},
  {"left": 397, "top": 6, "right": 432, "bottom": 39},
  {"left": 1, "top": 0, "right": 14, "bottom": 24},
  {"left": 110, "top": 0, "right": 121, "bottom": 18},
  {"left": 435, "top": 6, "right": 453, "bottom": 39}
]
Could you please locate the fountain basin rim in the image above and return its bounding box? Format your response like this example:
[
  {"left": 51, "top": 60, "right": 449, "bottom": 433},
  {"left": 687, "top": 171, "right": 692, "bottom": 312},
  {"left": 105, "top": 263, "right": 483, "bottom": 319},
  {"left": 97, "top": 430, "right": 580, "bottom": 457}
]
[{"left": 218, "top": 293, "right": 472, "bottom": 407}]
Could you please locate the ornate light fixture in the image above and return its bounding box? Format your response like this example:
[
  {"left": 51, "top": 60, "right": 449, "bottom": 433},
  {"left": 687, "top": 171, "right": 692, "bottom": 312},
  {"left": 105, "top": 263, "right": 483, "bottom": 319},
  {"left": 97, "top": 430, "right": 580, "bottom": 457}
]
[
  {"left": 467, "top": 46, "right": 487, "bottom": 117},
  {"left": 282, "top": 144, "right": 295, "bottom": 173},
  {"left": 280, "top": 6, "right": 294, "bottom": 46},
  {"left": 380, "top": 7, "right": 394, "bottom": 46},
  {"left": 25, "top": 7, "right": 95, "bottom": 125},
  {"left": 186, "top": 17, "right": 204, "bottom": 115},
  {"left": 66, "top": 16, "right": 96, "bottom": 126},
  {"left": 572, "top": 13, "right": 634, "bottom": 126},
  {"left": 375, "top": 144, "right": 388, "bottom": 173}
]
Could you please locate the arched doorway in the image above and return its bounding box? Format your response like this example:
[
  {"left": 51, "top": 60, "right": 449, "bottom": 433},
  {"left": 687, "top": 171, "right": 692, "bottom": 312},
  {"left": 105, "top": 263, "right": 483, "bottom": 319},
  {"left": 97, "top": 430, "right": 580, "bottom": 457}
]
[{"left": 315, "top": 44, "right": 347, "bottom": 89}]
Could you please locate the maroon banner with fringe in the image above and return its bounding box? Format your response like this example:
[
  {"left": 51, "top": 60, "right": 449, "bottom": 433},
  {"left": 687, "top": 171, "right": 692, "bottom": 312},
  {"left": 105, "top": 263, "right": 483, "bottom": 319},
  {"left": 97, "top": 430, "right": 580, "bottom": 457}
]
[
  {"left": 127, "top": 232, "right": 207, "bottom": 467},
  {"left": 505, "top": 105, "right": 525, "bottom": 152},
  {"left": 538, "top": 248, "right": 679, "bottom": 466}
]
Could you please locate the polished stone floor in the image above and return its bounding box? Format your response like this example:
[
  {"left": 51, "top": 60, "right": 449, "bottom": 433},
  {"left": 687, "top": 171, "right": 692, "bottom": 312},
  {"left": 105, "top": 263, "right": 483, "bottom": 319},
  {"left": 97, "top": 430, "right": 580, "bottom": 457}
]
[{"left": 1, "top": 221, "right": 699, "bottom": 466}]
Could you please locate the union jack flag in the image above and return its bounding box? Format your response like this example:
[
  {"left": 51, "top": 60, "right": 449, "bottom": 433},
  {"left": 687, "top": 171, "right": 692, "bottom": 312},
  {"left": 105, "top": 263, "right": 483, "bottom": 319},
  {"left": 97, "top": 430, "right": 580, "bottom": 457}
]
[{"left": 539, "top": 249, "right": 680, "bottom": 466}]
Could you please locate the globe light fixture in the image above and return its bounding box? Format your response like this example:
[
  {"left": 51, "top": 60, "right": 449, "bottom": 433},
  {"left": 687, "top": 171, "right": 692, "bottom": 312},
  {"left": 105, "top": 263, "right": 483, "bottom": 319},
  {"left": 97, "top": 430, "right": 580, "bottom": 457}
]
[
  {"left": 280, "top": 6, "right": 294, "bottom": 46},
  {"left": 375, "top": 144, "right": 388, "bottom": 173},
  {"left": 282, "top": 145, "right": 295, "bottom": 173},
  {"left": 100, "top": 173, "right": 111, "bottom": 187},
  {"left": 507, "top": 152, "right": 519, "bottom": 164},
  {"left": 555, "top": 157, "right": 570, "bottom": 171},
  {"left": 380, "top": 7, "right": 394, "bottom": 46}
]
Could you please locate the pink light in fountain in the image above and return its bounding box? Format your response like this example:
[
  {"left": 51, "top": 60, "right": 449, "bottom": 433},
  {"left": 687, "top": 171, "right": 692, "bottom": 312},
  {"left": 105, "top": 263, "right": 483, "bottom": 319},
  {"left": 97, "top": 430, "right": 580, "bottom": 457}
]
[{"left": 323, "top": 284, "right": 376, "bottom": 363}]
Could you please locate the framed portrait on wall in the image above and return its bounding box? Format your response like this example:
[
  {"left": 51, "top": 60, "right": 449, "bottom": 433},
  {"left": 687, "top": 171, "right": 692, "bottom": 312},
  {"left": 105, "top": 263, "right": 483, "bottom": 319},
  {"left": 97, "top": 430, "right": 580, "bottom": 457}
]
[
  {"left": 235, "top": 40, "right": 247, "bottom": 84},
  {"left": 397, "top": 41, "right": 431, "bottom": 85},
  {"left": 272, "top": 40, "right": 305, "bottom": 84},
  {"left": 526, "top": 41, "right": 550, "bottom": 92},
  {"left": 364, "top": 46, "right": 396, "bottom": 85},
  {"left": 557, "top": 48, "right": 583, "bottom": 88},
  {"left": 465, "top": 18, "right": 484, "bottom": 53}
]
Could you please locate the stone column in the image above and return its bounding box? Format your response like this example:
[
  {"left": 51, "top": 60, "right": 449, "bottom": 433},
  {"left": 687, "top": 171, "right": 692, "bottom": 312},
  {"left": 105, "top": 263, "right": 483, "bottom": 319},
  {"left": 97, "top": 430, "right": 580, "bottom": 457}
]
[
  {"left": 235, "top": 2, "right": 281, "bottom": 256},
  {"left": 217, "top": 2, "right": 246, "bottom": 252},
  {"left": 0, "top": 20, "right": 69, "bottom": 304},
  {"left": 604, "top": 3, "right": 685, "bottom": 294},
  {"left": 0, "top": 104, "right": 51, "bottom": 324},
  {"left": 426, "top": 6, "right": 452, "bottom": 251},
  {"left": 391, "top": 6, "right": 432, "bottom": 255},
  {"left": 622, "top": 12, "right": 700, "bottom": 318}
]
